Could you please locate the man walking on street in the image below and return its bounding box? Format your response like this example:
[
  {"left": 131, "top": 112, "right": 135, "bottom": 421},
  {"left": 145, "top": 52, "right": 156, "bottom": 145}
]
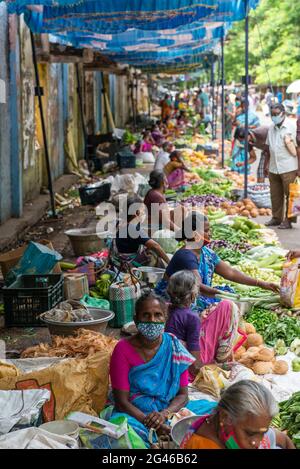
[{"left": 264, "top": 103, "right": 300, "bottom": 230}]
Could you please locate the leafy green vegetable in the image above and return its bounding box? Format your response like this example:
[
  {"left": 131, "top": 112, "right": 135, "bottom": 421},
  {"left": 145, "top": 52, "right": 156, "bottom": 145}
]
[
  {"left": 274, "top": 339, "right": 288, "bottom": 356},
  {"left": 277, "top": 392, "right": 300, "bottom": 448},
  {"left": 263, "top": 316, "right": 300, "bottom": 347},
  {"left": 181, "top": 181, "right": 233, "bottom": 199}
]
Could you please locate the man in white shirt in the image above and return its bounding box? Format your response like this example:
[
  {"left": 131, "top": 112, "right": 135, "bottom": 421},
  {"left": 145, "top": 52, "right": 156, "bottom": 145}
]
[
  {"left": 264, "top": 103, "right": 300, "bottom": 229},
  {"left": 154, "top": 141, "right": 174, "bottom": 172}
]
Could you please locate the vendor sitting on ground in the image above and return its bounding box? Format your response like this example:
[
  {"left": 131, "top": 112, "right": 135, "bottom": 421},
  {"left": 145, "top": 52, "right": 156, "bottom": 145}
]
[
  {"left": 140, "top": 130, "right": 155, "bottom": 153},
  {"left": 181, "top": 380, "right": 295, "bottom": 449},
  {"left": 144, "top": 170, "right": 180, "bottom": 233},
  {"left": 151, "top": 123, "right": 164, "bottom": 147},
  {"left": 108, "top": 290, "right": 194, "bottom": 445},
  {"left": 155, "top": 211, "right": 279, "bottom": 311},
  {"left": 165, "top": 271, "right": 239, "bottom": 379},
  {"left": 112, "top": 195, "right": 170, "bottom": 267},
  {"left": 163, "top": 150, "right": 191, "bottom": 190}
]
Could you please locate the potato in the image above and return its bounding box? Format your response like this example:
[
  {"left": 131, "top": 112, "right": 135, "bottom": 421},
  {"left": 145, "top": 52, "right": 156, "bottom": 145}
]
[
  {"left": 245, "top": 346, "right": 260, "bottom": 358},
  {"left": 251, "top": 210, "right": 258, "bottom": 218},
  {"left": 245, "top": 323, "right": 256, "bottom": 335},
  {"left": 252, "top": 348, "right": 275, "bottom": 362},
  {"left": 246, "top": 333, "right": 264, "bottom": 348},
  {"left": 259, "top": 208, "right": 267, "bottom": 216},
  {"left": 238, "top": 357, "right": 254, "bottom": 368},
  {"left": 273, "top": 360, "right": 289, "bottom": 375},
  {"left": 234, "top": 346, "right": 247, "bottom": 360},
  {"left": 241, "top": 210, "right": 250, "bottom": 217},
  {"left": 236, "top": 201, "right": 243, "bottom": 208},
  {"left": 252, "top": 361, "right": 274, "bottom": 375}
]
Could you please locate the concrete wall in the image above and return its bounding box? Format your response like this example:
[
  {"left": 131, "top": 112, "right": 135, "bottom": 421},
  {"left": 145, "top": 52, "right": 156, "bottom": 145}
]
[
  {"left": 0, "top": 5, "right": 85, "bottom": 224},
  {"left": 0, "top": 4, "right": 12, "bottom": 223}
]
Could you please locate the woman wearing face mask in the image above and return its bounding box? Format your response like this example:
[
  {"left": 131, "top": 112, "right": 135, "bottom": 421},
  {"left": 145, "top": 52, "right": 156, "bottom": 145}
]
[
  {"left": 112, "top": 195, "right": 170, "bottom": 268},
  {"left": 181, "top": 380, "right": 295, "bottom": 449},
  {"left": 108, "top": 290, "right": 194, "bottom": 446},
  {"left": 155, "top": 211, "right": 279, "bottom": 309},
  {"left": 165, "top": 271, "right": 240, "bottom": 379}
]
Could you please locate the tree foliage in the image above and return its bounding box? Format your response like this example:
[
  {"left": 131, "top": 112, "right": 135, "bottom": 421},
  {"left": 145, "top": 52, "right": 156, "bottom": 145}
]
[{"left": 225, "top": 0, "right": 300, "bottom": 85}]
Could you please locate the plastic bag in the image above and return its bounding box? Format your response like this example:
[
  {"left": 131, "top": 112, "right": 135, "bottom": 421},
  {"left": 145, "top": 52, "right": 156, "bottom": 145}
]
[
  {"left": 288, "top": 177, "right": 300, "bottom": 219},
  {"left": 79, "top": 415, "right": 146, "bottom": 449},
  {"left": 0, "top": 389, "right": 51, "bottom": 434},
  {"left": 280, "top": 258, "right": 300, "bottom": 308},
  {"left": 153, "top": 229, "right": 178, "bottom": 254},
  {"left": 5, "top": 242, "right": 62, "bottom": 286}
]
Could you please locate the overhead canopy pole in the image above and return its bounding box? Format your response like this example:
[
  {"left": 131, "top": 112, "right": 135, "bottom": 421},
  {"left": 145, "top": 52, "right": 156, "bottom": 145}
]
[
  {"left": 75, "top": 64, "right": 88, "bottom": 161},
  {"left": 30, "top": 31, "right": 57, "bottom": 218},
  {"left": 211, "top": 56, "right": 216, "bottom": 140},
  {"left": 244, "top": 0, "right": 250, "bottom": 199},
  {"left": 221, "top": 35, "right": 225, "bottom": 168}
]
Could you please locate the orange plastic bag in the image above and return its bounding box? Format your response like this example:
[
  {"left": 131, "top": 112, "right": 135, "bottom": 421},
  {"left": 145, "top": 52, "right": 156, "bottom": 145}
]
[
  {"left": 280, "top": 259, "right": 300, "bottom": 309},
  {"left": 288, "top": 177, "right": 300, "bottom": 219}
]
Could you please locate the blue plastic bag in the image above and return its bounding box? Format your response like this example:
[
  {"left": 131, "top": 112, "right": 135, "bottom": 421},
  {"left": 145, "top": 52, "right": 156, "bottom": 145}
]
[{"left": 5, "top": 242, "right": 62, "bottom": 286}]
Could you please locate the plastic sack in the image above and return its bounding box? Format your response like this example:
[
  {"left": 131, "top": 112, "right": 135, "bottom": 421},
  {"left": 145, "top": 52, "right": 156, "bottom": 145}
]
[
  {"left": 288, "top": 178, "right": 300, "bottom": 219},
  {"left": 79, "top": 415, "right": 146, "bottom": 449},
  {"left": 0, "top": 427, "right": 78, "bottom": 449},
  {"left": 80, "top": 294, "right": 110, "bottom": 310},
  {"left": 280, "top": 258, "right": 300, "bottom": 308},
  {"left": 153, "top": 229, "right": 178, "bottom": 254},
  {"left": 5, "top": 242, "right": 62, "bottom": 286},
  {"left": 136, "top": 152, "right": 155, "bottom": 164},
  {"left": 0, "top": 352, "right": 110, "bottom": 421},
  {"left": 0, "top": 389, "right": 51, "bottom": 435}
]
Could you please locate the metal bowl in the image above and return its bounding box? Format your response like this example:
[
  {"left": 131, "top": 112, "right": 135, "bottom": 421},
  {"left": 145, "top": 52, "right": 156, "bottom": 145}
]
[
  {"left": 132, "top": 267, "right": 165, "bottom": 285},
  {"left": 171, "top": 416, "right": 201, "bottom": 448},
  {"left": 40, "top": 308, "right": 115, "bottom": 337}
]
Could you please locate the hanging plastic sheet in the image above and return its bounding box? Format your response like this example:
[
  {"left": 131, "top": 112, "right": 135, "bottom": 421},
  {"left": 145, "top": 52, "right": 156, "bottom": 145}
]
[{"left": 2, "top": 0, "right": 260, "bottom": 71}]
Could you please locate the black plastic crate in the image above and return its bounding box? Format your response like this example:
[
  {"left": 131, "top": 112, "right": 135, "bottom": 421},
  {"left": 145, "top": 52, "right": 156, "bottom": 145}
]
[
  {"left": 117, "top": 148, "right": 136, "bottom": 169},
  {"left": 3, "top": 274, "right": 64, "bottom": 327},
  {"left": 79, "top": 182, "right": 111, "bottom": 206}
]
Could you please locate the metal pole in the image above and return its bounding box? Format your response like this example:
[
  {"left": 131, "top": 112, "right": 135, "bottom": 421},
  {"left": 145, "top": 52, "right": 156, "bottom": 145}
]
[
  {"left": 101, "top": 72, "right": 109, "bottom": 133},
  {"left": 135, "top": 75, "right": 138, "bottom": 124},
  {"left": 30, "top": 31, "right": 57, "bottom": 218},
  {"left": 211, "top": 56, "right": 216, "bottom": 140},
  {"left": 221, "top": 35, "right": 225, "bottom": 168},
  {"left": 147, "top": 74, "right": 151, "bottom": 118},
  {"left": 75, "top": 64, "right": 88, "bottom": 160},
  {"left": 244, "top": 0, "right": 250, "bottom": 199}
]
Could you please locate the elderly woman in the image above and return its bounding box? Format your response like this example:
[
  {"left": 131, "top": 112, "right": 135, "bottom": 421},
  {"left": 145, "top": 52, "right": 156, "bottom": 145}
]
[
  {"left": 181, "top": 380, "right": 295, "bottom": 449},
  {"left": 155, "top": 211, "right": 279, "bottom": 311},
  {"left": 165, "top": 271, "right": 239, "bottom": 377},
  {"left": 107, "top": 290, "right": 195, "bottom": 446}
]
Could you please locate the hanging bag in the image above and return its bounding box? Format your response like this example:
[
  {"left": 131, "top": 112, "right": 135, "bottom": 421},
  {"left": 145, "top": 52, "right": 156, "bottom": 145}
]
[{"left": 288, "top": 177, "right": 300, "bottom": 219}]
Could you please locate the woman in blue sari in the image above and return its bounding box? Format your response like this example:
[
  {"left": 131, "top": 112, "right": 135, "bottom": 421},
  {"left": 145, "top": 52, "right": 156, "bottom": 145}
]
[
  {"left": 106, "top": 290, "right": 199, "bottom": 446},
  {"left": 155, "top": 211, "right": 279, "bottom": 312},
  {"left": 231, "top": 99, "right": 261, "bottom": 174}
]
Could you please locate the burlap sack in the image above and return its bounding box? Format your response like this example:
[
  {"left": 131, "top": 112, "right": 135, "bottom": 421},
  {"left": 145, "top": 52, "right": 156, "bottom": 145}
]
[{"left": 0, "top": 352, "right": 110, "bottom": 422}]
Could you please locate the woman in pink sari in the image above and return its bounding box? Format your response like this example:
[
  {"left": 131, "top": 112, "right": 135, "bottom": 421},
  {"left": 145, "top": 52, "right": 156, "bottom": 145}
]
[{"left": 164, "top": 150, "right": 190, "bottom": 190}]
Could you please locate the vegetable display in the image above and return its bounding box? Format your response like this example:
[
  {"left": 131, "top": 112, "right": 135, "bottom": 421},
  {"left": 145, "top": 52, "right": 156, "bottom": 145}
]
[{"left": 275, "top": 392, "right": 300, "bottom": 448}]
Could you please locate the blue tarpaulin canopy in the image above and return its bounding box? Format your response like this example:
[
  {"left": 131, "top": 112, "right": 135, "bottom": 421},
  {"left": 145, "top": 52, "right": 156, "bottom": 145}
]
[{"left": 3, "top": 0, "right": 260, "bottom": 71}]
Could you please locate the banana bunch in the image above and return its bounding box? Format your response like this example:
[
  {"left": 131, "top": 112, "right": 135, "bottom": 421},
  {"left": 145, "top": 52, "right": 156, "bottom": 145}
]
[{"left": 90, "top": 274, "right": 112, "bottom": 300}]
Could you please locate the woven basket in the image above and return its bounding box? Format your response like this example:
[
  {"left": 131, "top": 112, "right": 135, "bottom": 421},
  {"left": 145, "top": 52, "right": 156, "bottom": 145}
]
[{"left": 109, "top": 282, "right": 141, "bottom": 328}]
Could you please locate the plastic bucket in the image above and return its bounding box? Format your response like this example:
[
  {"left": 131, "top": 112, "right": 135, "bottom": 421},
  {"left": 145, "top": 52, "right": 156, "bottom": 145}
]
[{"left": 39, "top": 421, "right": 79, "bottom": 440}]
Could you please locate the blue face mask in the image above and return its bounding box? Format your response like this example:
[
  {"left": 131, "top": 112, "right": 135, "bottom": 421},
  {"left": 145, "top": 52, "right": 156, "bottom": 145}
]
[
  {"left": 136, "top": 322, "right": 165, "bottom": 341},
  {"left": 272, "top": 114, "right": 284, "bottom": 125}
]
